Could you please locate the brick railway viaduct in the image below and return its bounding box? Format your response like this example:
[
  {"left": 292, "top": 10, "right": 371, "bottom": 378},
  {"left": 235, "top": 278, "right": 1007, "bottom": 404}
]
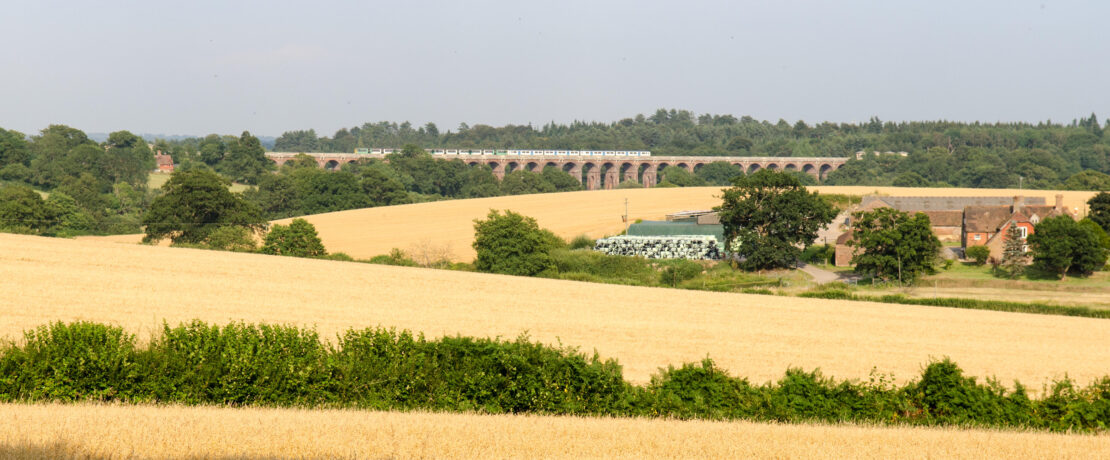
[{"left": 264, "top": 153, "right": 847, "bottom": 190}]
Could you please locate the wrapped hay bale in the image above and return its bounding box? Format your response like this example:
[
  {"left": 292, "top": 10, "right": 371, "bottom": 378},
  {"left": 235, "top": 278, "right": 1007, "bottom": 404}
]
[{"left": 593, "top": 235, "right": 721, "bottom": 260}]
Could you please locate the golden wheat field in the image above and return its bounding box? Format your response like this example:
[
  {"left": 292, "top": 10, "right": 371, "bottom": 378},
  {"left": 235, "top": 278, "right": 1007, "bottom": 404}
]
[
  {"left": 4, "top": 232, "right": 1109, "bottom": 389},
  {"left": 81, "top": 186, "right": 1098, "bottom": 261},
  {"left": 2, "top": 402, "right": 1107, "bottom": 460}
]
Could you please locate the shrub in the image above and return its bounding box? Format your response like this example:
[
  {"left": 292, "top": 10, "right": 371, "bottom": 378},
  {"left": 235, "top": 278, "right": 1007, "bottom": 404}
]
[
  {"left": 659, "top": 259, "right": 703, "bottom": 287},
  {"left": 966, "top": 245, "right": 990, "bottom": 265},
  {"left": 568, "top": 234, "right": 595, "bottom": 250},
  {"left": 367, "top": 248, "right": 419, "bottom": 267},
  {"left": 0, "top": 322, "right": 138, "bottom": 401},
  {"left": 473, "top": 210, "right": 557, "bottom": 276},
  {"left": 206, "top": 226, "right": 258, "bottom": 252},
  {"left": 261, "top": 218, "right": 326, "bottom": 258}
]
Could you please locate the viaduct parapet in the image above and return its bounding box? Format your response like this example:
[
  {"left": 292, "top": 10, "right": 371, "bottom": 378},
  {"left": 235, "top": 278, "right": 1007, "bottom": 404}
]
[{"left": 264, "top": 152, "right": 847, "bottom": 190}]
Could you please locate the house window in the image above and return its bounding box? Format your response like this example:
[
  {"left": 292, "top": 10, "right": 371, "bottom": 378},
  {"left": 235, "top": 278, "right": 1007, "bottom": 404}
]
[
  {"left": 1019, "top": 226, "right": 1028, "bottom": 239},
  {"left": 974, "top": 234, "right": 981, "bottom": 241}
]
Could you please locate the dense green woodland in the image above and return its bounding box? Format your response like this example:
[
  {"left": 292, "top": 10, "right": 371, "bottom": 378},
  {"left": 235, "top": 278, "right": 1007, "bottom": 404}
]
[{"left": 2, "top": 111, "right": 1110, "bottom": 235}]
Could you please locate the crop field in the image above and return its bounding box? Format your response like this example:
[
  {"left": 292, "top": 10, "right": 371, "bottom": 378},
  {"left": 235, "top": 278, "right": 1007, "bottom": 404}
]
[
  {"left": 3, "top": 233, "right": 1109, "bottom": 389},
  {"left": 276, "top": 186, "right": 1098, "bottom": 261},
  {"left": 2, "top": 403, "right": 1107, "bottom": 460},
  {"left": 83, "top": 186, "right": 1097, "bottom": 261}
]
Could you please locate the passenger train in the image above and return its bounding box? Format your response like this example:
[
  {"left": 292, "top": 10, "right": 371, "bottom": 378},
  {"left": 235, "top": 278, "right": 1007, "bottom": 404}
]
[{"left": 353, "top": 148, "right": 651, "bottom": 157}]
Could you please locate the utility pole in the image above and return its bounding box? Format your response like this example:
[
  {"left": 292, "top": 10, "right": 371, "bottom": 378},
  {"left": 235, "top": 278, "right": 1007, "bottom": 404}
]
[{"left": 624, "top": 198, "right": 630, "bottom": 233}]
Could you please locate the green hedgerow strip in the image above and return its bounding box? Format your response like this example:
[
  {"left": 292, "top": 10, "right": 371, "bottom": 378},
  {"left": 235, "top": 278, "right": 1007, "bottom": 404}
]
[{"left": 1, "top": 321, "right": 1109, "bottom": 432}]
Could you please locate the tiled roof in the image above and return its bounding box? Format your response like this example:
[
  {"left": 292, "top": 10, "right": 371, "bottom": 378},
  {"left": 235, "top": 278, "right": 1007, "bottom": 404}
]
[
  {"left": 963, "top": 206, "right": 1013, "bottom": 233},
  {"left": 919, "top": 210, "right": 963, "bottom": 227},
  {"left": 860, "top": 195, "right": 1044, "bottom": 212}
]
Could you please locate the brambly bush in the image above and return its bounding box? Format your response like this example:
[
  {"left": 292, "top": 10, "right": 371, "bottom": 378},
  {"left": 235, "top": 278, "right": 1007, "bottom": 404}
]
[{"left": 3, "top": 321, "right": 1110, "bottom": 433}]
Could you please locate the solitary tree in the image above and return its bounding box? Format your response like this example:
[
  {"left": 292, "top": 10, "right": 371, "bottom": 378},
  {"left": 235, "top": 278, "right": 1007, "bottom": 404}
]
[
  {"left": 716, "top": 170, "right": 838, "bottom": 270},
  {"left": 472, "top": 209, "right": 557, "bottom": 276},
  {"left": 1027, "top": 216, "right": 1107, "bottom": 279},
  {"left": 261, "top": 218, "right": 326, "bottom": 257},
  {"left": 848, "top": 207, "right": 941, "bottom": 283},
  {"left": 142, "top": 169, "right": 267, "bottom": 244},
  {"left": 997, "top": 224, "right": 1028, "bottom": 279}
]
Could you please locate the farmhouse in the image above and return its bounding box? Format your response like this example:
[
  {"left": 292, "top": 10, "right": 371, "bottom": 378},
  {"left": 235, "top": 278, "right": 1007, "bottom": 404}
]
[
  {"left": 964, "top": 195, "right": 1073, "bottom": 261},
  {"left": 833, "top": 194, "right": 1072, "bottom": 266},
  {"left": 154, "top": 152, "right": 175, "bottom": 173}
]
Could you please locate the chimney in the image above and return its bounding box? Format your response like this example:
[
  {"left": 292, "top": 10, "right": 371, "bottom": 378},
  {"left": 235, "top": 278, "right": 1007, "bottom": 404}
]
[
  {"left": 1012, "top": 196, "right": 1024, "bottom": 213},
  {"left": 1055, "top": 194, "right": 1064, "bottom": 213}
]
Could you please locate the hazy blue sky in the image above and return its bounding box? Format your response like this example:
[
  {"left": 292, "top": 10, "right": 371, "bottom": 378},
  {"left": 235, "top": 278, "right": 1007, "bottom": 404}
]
[{"left": 2, "top": 0, "right": 1107, "bottom": 137}]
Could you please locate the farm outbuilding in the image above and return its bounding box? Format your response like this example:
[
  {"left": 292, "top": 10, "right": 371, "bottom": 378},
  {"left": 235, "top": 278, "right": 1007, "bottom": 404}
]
[{"left": 626, "top": 221, "right": 725, "bottom": 248}]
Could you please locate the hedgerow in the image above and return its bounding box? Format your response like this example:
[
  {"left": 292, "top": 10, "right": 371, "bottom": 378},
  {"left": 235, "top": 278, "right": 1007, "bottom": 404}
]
[{"left": 2, "top": 321, "right": 1109, "bottom": 433}]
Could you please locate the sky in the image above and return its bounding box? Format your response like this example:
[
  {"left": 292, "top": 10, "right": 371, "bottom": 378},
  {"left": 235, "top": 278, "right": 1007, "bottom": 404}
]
[{"left": 1, "top": 0, "right": 1107, "bottom": 137}]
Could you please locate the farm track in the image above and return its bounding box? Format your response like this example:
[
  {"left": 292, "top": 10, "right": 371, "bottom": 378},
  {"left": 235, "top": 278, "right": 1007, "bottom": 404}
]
[{"left": 4, "top": 233, "right": 1109, "bottom": 389}]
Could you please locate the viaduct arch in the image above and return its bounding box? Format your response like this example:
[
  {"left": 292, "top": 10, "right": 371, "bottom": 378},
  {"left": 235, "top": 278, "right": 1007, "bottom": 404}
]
[{"left": 264, "top": 153, "right": 848, "bottom": 190}]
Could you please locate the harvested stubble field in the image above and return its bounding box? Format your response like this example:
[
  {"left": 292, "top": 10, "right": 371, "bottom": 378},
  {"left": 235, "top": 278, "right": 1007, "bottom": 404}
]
[
  {"left": 3, "top": 233, "right": 1109, "bottom": 389},
  {"left": 2, "top": 403, "right": 1108, "bottom": 460},
  {"left": 81, "top": 186, "right": 1097, "bottom": 261}
]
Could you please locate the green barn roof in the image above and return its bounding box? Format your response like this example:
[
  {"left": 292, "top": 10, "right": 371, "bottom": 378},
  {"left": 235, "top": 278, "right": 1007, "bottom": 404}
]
[{"left": 626, "top": 221, "right": 725, "bottom": 246}]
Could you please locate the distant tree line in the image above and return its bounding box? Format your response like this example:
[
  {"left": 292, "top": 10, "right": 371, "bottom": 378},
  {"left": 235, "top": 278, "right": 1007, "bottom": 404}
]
[{"left": 0, "top": 124, "right": 271, "bottom": 237}]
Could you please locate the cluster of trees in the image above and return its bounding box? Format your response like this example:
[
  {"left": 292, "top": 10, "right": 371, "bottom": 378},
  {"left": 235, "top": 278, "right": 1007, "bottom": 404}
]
[
  {"left": 0, "top": 126, "right": 157, "bottom": 235},
  {"left": 141, "top": 169, "right": 327, "bottom": 258},
  {"left": 150, "top": 131, "right": 272, "bottom": 184},
  {"left": 0, "top": 124, "right": 275, "bottom": 237},
  {"left": 245, "top": 146, "right": 584, "bottom": 220}
]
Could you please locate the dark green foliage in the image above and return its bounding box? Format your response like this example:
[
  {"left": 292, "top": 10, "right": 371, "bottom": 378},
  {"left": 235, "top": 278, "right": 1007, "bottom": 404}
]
[
  {"left": 695, "top": 161, "right": 744, "bottom": 186},
  {"left": 0, "top": 322, "right": 139, "bottom": 401},
  {"left": 567, "top": 234, "right": 595, "bottom": 250},
  {"left": 548, "top": 248, "right": 659, "bottom": 286},
  {"left": 659, "top": 166, "right": 705, "bottom": 187},
  {"left": 1027, "top": 216, "right": 1108, "bottom": 279},
  {"left": 540, "top": 166, "right": 583, "bottom": 192},
  {"left": 367, "top": 248, "right": 420, "bottom": 267},
  {"left": 1064, "top": 170, "right": 1110, "bottom": 191},
  {"left": 473, "top": 210, "right": 557, "bottom": 276},
  {"left": 205, "top": 226, "right": 258, "bottom": 252},
  {"left": 800, "top": 244, "right": 835, "bottom": 264},
  {"left": 5, "top": 321, "right": 1110, "bottom": 432},
  {"left": 0, "top": 184, "right": 50, "bottom": 234},
  {"left": 0, "top": 127, "right": 30, "bottom": 168},
  {"left": 141, "top": 322, "right": 332, "bottom": 405},
  {"left": 141, "top": 169, "right": 267, "bottom": 245},
  {"left": 659, "top": 259, "right": 703, "bottom": 287},
  {"left": 219, "top": 131, "right": 273, "bottom": 185},
  {"left": 716, "top": 170, "right": 838, "bottom": 270},
  {"left": 261, "top": 218, "right": 326, "bottom": 257},
  {"left": 500, "top": 170, "right": 555, "bottom": 195},
  {"left": 966, "top": 245, "right": 990, "bottom": 265},
  {"left": 997, "top": 224, "right": 1028, "bottom": 278},
  {"left": 849, "top": 208, "right": 941, "bottom": 283},
  {"left": 1088, "top": 192, "right": 1110, "bottom": 234}
]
